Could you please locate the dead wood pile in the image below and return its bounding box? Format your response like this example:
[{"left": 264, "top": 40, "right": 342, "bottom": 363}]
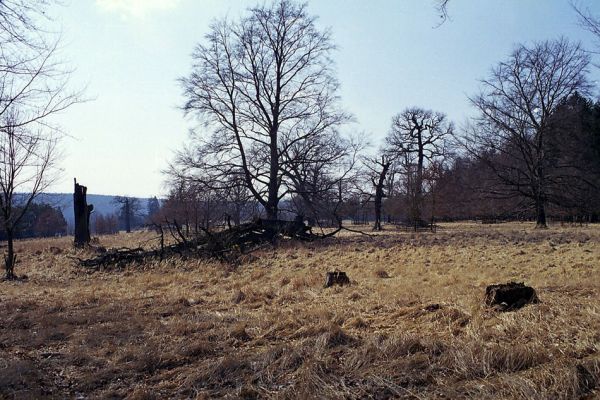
[{"left": 78, "top": 218, "right": 328, "bottom": 270}]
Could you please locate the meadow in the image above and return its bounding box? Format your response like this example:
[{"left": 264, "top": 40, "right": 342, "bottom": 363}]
[{"left": 0, "top": 222, "right": 599, "bottom": 399}]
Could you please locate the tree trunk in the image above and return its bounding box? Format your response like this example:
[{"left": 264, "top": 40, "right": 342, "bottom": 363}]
[
  {"left": 535, "top": 197, "right": 547, "bottom": 228},
  {"left": 415, "top": 149, "right": 424, "bottom": 224},
  {"left": 373, "top": 195, "right": 382, "bottom": 231},
  {"left": 4, "top": 229, "right": 16, "bottom": 280},
  {"left": 74, "top": 179, "right": 93, "bottom": 247},
  {"left": 266, "top": 126, "right": 279, "bottom": 220},
  {"left": 373, "top": 158, "right": 391, "bottom": 231},
  {"left": 124, "top": 198, "right": 131, "bottom": 233},
  {"left": 234, "top": 203, "right": 241, "bottom": 226},
  {"left": 265, "top": 182, "right": 278, "bottom": 219}
]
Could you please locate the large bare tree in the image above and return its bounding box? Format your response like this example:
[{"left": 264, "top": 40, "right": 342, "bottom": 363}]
[
  {"left": 0, "top": 1, "right": 80, "bottom": 279},
  {"left": 385, "top": 108, "right": 453, "bottom": 224},
  {"left": 179, "top": 0, "right": 350, "bottom": 220},
  {"left": 465, "top": 38, "right": 590, "bottom": 228}
]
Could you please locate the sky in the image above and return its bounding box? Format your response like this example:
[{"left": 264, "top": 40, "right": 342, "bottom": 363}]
[{"left": 47, "top": 0, "right": 600, "bottom": 197}]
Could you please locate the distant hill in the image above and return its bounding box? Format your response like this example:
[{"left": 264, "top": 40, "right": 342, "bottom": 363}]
[{"left": 36, "top": 193, "right": 153, "bottom": 229}]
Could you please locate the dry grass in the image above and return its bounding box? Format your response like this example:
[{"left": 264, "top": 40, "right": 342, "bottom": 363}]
[{"left": 0, "top": 223, "right": 599, "bottom": 399}]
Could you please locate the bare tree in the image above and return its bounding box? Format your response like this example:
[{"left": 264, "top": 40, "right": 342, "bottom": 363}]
[
  {"left": 0, "top": 0, "right": 53, "bottom": 73},
  {"left": 0, "top": 1, "right": 80, "bottom": 279},
  {"left": 284, "top": 131, "right": 363, "bottom": 228},
  {"left": 113, "top": 196, "right": 141, "bottom": 233},
  {"left": 0, "top": 111, "right": 59, "bottom": 279},
  {"left": 179, "top": 0, "right": 350, "bottom": 220},
  {"left": 362, "top": 154, "right": 396, "bottom": 231},
  {"left": 385, "top": 108, "right": 453, "bottom": 225},
  {"left": 465, "top": 38, "right": 590, "bottom": 228},
  {"left": 164, "top": 161, "right": 260, "bottom": 230}
]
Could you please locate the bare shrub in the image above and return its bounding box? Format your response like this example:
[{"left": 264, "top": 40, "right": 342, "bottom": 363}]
[{"left": 374, "top": 269, "right": 390, "bottom": 278}]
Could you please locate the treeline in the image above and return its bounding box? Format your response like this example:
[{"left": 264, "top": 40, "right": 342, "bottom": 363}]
[
  {"left": 159, "top": 91, "right": 600, "bottom": 230},
  {"left": 92, "top": 196, "right": 162, "bottom": 235},
  {"left": 434, "top": 95, "right": 600, "bottom": 222},
  {"left": 92, "top": 213, "right": 120, "bottom": 235},
  {"left": 162, "top": 39, "right": 599, "bottom": 230},
  {"left": 383, "top": 93, "right": 600, "bottom": 224},
  {"left": 156, "top": 2, "right": 600, "bottom": 231},
  {"left": 0, "top": 203, "right": 67, "bottom": 240}
]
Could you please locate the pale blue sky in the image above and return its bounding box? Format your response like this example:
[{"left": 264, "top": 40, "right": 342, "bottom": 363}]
[{"left": 49, "top": 0, "right": 600, "bottom": 197}]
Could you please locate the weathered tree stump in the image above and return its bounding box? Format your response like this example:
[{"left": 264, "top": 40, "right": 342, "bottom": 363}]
[
  {"left": 324, "top": 271, "right": 350, "bottom": 288},
  {"left": 484, "top": 282, "right": 539, "bottom": 311},
  {"left": 74, "top": 179, "right": 93, "bottom": 248}
]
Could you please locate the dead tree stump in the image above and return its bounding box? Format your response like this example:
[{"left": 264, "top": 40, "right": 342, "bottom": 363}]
[
  {"left": 484, "top": 282, "right": 539, "bottom": 311},
  {"left": 74, "top": 179, "right": 93, "bottom": 248},
  {"left": 324, "top": 271, "right": 350, "bottom": 288}
]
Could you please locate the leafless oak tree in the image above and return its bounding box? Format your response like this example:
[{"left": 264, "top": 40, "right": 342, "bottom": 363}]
[
  {"left": 179, "top": 0, "right": 350, "bottom": 220},
  {"left": 385, "top": 108, "right": 453, "bottom": 225},
  {"left": 465, "top": 38, "right": 590, "bottom": 228}
]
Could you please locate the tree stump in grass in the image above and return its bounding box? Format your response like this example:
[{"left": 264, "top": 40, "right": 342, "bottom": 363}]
[
  {"left": 485, "top": 282, "right": 539, "bottom": 311},
  {"left": 324, "top": 271, "right": 350, "bottom": 288}
]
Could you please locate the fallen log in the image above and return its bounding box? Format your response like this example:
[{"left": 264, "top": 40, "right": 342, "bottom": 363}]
[{"left": 77, "top": 218, "right": 327, "bottom": 270}]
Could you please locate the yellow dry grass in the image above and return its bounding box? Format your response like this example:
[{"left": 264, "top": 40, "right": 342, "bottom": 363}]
[{"left": 0, "top": 222, "right": 599, "bottom": 399}]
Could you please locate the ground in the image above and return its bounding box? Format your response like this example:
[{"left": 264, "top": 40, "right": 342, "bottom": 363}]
[{"left": 0, "top": 222, "right": 599, "bottom": 399}]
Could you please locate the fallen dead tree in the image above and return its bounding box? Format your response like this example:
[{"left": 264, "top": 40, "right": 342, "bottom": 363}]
[{"left": 77, "top": 218, "right": 336, "bottom": 270}]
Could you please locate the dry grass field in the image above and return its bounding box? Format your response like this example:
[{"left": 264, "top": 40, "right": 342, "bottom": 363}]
[{"left": 1, "top": 222, "right": 599, "bottom": 399}]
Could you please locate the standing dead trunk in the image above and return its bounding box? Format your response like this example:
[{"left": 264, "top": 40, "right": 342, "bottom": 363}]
[{"left": 74, "top": 179, "right": 93, "bottom": 247}]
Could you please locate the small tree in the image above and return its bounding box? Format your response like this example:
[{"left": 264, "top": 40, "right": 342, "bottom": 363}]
[
  {"left": 113, "top": 196, "right": 141, "bottom": 233},
  {"left": 0, "top": 1, "right": 80, "bottom": 278},
  {"left": 146, "top": 196, "right": 160, "bottom": 222},
  {"left": 0, "top": 113, "right": 59, "bottom": 279},
  {"left": 362, "top": 154, "right": 396, "bottom": 231}
]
